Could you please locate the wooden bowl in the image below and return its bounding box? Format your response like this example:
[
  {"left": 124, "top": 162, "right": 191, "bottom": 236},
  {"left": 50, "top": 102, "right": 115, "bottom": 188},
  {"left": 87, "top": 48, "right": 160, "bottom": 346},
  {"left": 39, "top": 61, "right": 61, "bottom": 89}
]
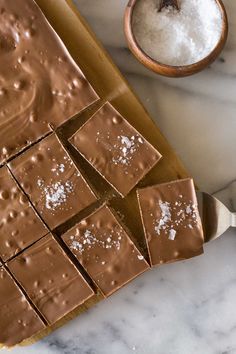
[{"left": 124, "top": 0, "right": 228, "bottom": 78}]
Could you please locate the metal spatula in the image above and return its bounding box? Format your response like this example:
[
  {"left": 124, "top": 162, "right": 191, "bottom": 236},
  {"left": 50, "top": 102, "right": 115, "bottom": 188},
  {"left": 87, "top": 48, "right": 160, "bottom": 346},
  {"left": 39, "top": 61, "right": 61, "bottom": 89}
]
[{"left": 197, "top": 190, "right": 236, "bottom": 243}]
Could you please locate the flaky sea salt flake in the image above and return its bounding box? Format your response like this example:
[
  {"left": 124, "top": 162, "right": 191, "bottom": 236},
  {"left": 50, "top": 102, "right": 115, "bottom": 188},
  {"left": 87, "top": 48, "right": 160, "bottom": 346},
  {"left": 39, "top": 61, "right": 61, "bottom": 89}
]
[
  {"left": 137, "top": 255, "right": 144, "bottom": 260},
  {"left": 168, "top": 229, "right": 176, "bottom": 241}
]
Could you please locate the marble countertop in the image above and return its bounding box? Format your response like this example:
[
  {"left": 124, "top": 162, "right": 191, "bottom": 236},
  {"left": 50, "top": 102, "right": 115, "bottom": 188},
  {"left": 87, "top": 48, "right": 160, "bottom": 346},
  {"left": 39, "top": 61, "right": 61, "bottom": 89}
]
[{"left": 3, "top": 1, "right": 236, "bottom": 353}]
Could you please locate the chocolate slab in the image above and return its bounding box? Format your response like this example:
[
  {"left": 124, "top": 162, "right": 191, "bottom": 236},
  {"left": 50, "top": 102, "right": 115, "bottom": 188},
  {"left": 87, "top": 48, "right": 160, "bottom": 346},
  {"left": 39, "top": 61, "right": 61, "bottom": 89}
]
[
  {"left": 7, "top": 233, "right": 95, "bottom": 324},
  {"left": 0, "top": 0, "right": 98, "bottom": 164},
  {"left": 62, "top": 205, "right": 149, "bottom": 297},
  {"left": 0, "top": 267, "right": 45, "bottom": 347},
  {"left": 137, "top": 179, "right": 204, "bottom": 266},
  {"left": 8, "top": 134, "right": 97, "bottom": 229},
  {"left": 69, "top": 102, "right": 162, "bottom": 197},
  {"left": 0, "top": 166, "right": 48, "bottom": 262}
]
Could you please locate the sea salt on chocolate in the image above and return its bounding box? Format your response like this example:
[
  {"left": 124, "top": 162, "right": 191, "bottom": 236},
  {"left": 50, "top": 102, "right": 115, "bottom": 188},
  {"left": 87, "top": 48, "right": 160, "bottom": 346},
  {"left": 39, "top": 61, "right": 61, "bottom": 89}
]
[
  {"left": 62, "top": 205, "right": 149, "bottom": 297},
  {"left": 69, "top": 102, "right": 161, "bottom": 197},
  {"left": 137, "top": 178, "right": 204, "bottom": 266},
  {"left": 0, "top": 267, "right": 45, "bottom": 347},
  {"left": 7, "top": 234, "right": 95, "bottom": 324},
  {"left": 8, "top": 134, "right": 97, "bottom": 229},
  {"left": 0, "top": 166, "right": 48, "bottom": 262}
]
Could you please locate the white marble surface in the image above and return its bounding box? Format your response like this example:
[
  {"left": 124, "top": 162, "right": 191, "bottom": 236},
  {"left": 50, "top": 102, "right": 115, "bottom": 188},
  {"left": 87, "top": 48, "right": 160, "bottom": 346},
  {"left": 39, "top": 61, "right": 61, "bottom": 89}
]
[{"left": 3, "top": 1, "right": 236, "bottom": 353}]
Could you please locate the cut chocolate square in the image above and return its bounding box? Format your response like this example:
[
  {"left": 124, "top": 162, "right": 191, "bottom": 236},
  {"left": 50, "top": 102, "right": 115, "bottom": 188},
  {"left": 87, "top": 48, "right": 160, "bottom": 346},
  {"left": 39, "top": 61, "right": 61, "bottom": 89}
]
[
  {"left": 0, "top": 0, "right": 98, "bottom": 164},
  {"left": 0, "top": 166, "right": 48, "bottom": 262},
  {"left": 8, "top": 134, "right": 97, "bottom": 229},
  {"left": 0, "top": 267, "right": 45, "bottom": 347},
  {"left": 7, "top": 234, "right": 95, "bottom": 325},
  {"left": 69, "top": 103, "right": 162, "bottom": 197},
  {"left": 62, "top": 205, "right": 149, "bottom": 297},
  {"left": 137, "top": 179, "right": 204, "bottom": 266}
]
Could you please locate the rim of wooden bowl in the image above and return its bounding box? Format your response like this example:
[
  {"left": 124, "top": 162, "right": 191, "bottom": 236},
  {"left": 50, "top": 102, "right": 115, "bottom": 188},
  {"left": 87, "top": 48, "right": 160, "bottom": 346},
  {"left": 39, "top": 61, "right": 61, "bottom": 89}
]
[{"left": 124, "top": 0, "right": 229, "bottom": 78}]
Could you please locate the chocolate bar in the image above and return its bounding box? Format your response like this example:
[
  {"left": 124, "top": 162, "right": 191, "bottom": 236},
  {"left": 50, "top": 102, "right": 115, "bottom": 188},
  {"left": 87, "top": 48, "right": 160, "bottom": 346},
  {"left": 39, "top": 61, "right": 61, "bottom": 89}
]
[
  {"left": 137, "top": 179, "right": 204, "bottom": 266},
  {"left": 0, "top": 166, "right": 48, "bottom": 262},
  {"left": 0, "top": 0, "right": 98, "bottom": 164},
  {"left": 62, "top": 205, "right": 149, "bottom": 297},
  {"left": 7, "top": 234, "right": 95, "bottom": 324},
  {"left": 69, "top": 103, "right": 161, "bottom": 197},
  {"left": 0, "top": 267, "right": 45, "bottom": 346},
  {"left": 8, "top": 134, "right": 97, "bottom": 229}
]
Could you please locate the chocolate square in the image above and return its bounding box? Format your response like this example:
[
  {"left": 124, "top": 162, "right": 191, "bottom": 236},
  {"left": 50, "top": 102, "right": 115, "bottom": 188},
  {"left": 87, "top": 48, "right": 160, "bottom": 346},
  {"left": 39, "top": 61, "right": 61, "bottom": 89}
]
[
  {"left": 69, "top": 103, "right": 162, "bottom": 197},
  {"left": 62, "top": 205, "right": 149, "bottom": 297},
  {"left": 0, "top": 0, "right": 98, "bottom": 164},
  {"left": 8, "top": 134, "right": 97, "bottom": 229},
  {"left": 0, "top": 267, "right": 45, "bottom": 347},
  {"left": 7, "top": 234, "right": 94, "bottom": 324},
  {"left": 137, "top": 179, "right": 204, "bottom": 266},
  {"left": 0, "top": 166, "right": 48, "bottom": 262}
]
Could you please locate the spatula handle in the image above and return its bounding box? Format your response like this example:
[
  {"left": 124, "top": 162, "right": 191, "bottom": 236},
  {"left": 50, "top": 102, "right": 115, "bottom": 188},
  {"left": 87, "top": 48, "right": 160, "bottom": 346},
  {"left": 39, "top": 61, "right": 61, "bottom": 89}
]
[{"left": 231, "top": 213, "right": 236, "bottom": 227}]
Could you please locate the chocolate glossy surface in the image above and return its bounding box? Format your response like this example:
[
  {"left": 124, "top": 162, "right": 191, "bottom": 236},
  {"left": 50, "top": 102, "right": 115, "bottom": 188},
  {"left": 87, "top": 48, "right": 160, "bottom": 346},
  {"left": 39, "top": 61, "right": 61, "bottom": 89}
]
[
  {"left": 137, "top": 179, "right": 204, "bottom": 266},
  {"left": 62, "top": 205, "right": 149, "bottom": 297},
  {"left": 8, "top": 233, "right": 95, "bottom": 324},
  {"left": 70, "top": 102, "right": 161, "bottom": 197},
  {"left": 8, "top": 134, "right": 97, "bottom": 229},
  {"left": 0, "top": 267, "right": 45, "bottom": 346},
  {"left": 0, "top": 166, "right": 48, "bottom": 262},
  {"left": 0, "top": 0, "right": 98, "bottom": 164}
]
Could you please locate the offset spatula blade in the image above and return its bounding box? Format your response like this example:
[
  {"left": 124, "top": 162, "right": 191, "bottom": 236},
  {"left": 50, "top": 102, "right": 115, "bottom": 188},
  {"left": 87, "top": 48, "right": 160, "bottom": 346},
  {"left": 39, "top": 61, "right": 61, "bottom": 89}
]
[{"left": 197, "top": 191, "right": 236, "bottom": 243}]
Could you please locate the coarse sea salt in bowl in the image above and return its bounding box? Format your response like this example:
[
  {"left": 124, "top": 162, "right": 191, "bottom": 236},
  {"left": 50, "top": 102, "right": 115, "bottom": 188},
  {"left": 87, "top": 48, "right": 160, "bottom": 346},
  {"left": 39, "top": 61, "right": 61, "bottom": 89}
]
[{"left": 124, "top": 0, "right": 228, "bottom": 77}]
